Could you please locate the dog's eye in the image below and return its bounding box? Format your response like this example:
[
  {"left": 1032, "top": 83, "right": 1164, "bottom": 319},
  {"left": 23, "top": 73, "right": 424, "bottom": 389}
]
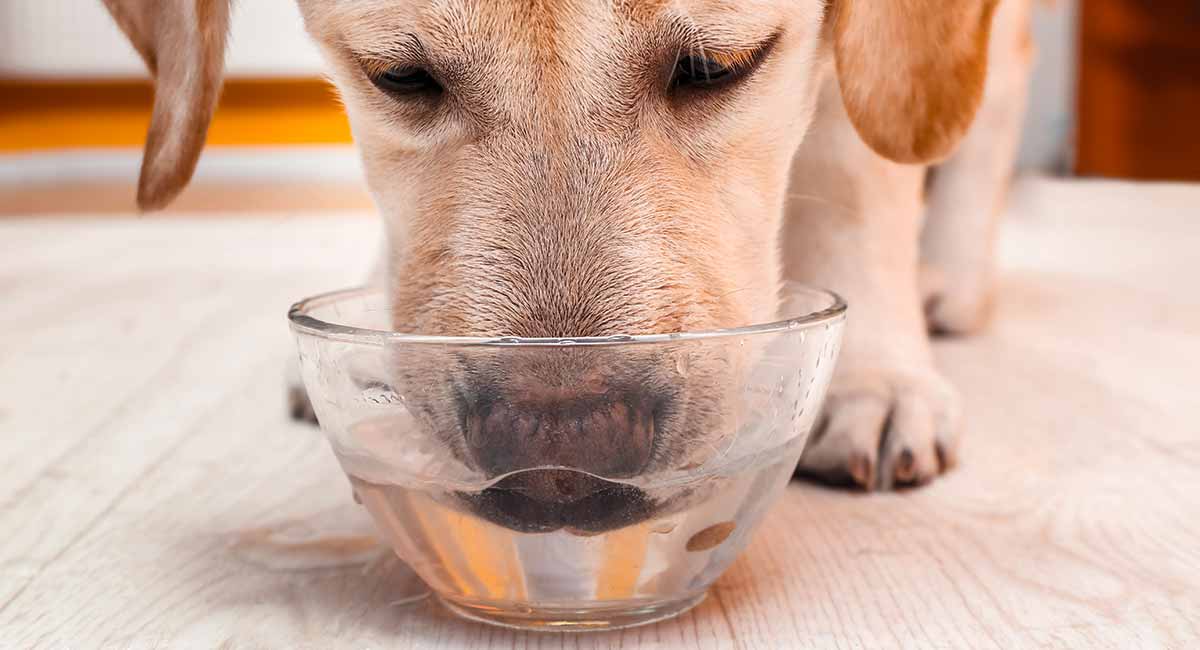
[
  {"left": 670, "top": 36, "right": 780, "bottom": 95},
  {"left": 671, "top": 55, "right": 738, "bottom": 89},
  {"left": 370, "top": 66, "right": 442, "bottom": 96}
]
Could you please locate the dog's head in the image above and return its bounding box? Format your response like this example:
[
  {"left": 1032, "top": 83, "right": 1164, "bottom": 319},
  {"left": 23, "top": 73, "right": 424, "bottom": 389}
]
[
  {"left": 106, "top": 0, "right": 998, "bottom": 312},
  {"left": 106, "top": 0, "right": 996, "bottom": 525}
]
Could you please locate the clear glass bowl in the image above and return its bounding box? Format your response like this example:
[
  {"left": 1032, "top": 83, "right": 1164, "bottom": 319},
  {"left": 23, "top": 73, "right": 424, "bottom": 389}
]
[{"left": 289, "top": 285, "right": 846, "bottom": 631}]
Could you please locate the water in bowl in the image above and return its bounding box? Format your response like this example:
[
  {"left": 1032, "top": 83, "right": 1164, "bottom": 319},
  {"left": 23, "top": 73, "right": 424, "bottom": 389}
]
[{"left": 341, "top": 430, "right": 803, "bottom": 631}]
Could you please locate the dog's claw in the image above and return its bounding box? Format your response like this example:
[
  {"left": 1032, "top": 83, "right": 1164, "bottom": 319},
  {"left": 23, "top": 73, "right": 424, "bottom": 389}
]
[
  {"left": 848, "top": 452, "right": 874, "bottom": 490},
  {"left": 895, "top": 448, "right": 916, "bottom": 483}
]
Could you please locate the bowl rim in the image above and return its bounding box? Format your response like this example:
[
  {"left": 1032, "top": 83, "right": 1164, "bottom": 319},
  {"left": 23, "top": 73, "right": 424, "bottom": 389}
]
[{"left": 288, "top": 285, "right": 847, "bottom": 347}]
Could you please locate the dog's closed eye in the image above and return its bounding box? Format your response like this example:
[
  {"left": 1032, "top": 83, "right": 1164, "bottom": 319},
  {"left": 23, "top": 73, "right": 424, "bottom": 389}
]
[
  {"left": 669, "top": 33, "right": 780, "bottom": 96},
  {"left": 368, "top": 66, "right": 442, "bottom": 97},
  {"left": 672, "top": 55, "right": 737, "bottom": 88}
]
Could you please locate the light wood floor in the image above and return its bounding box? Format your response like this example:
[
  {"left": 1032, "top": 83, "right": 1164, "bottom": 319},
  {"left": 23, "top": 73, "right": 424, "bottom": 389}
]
[{"left": 1, "top": 177, "right": 1198, "bottom": 648}]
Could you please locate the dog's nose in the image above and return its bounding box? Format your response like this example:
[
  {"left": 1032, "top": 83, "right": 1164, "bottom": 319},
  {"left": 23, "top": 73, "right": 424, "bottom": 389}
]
[{"left": 461, "top": 387, "right": 659, "bottom": 498}]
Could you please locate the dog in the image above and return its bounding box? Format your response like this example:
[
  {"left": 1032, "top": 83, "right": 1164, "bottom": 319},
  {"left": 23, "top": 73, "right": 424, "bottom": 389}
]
[{"left": 102, "top": 0, "right": 1035, "bottom": 498}]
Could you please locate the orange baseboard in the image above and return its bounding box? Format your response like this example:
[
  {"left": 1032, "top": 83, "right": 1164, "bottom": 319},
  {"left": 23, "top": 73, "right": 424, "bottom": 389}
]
[{"left": 0, "top": 79, "right": 354, "bottom": 151}]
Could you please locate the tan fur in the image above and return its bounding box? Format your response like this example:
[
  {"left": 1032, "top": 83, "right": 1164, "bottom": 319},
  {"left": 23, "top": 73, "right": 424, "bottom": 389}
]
[
  {"left": 101, "top": 0, "right": 230, "bottom": 210},
  {"left": 294, "top": 0, "right": 821, "bottom": 340},
  {"left": 833, "top": 0, "right": 1000, "bottom": 164},
  {"left": 105, "top": 0, "right": 1034, "bottom": 490}
]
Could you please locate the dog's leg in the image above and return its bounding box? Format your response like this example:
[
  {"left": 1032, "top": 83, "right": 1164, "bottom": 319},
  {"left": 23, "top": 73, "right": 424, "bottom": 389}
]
[
  {"left": 921, "top": 0, "right": 1036, "bottom": 335},
  {"left": 785, "top": 74, "right": 958, "bottom": 490}
]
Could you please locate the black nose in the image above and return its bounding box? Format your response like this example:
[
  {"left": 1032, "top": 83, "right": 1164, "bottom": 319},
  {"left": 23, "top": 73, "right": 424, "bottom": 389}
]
[{"left": 459, "top": 385, "right": 661, "bottom": 489}]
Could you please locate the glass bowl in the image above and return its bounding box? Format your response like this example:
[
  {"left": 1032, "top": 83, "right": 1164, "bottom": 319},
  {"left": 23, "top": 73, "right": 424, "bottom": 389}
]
[{"left": 288, "top": 285, "right": 845, "bottom": 631}]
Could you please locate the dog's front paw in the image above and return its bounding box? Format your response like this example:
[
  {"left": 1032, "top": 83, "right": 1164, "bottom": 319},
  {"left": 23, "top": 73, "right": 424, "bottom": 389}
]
[
  {"left": 919, "top": 262, "right": 996, "bottom": 336},
  {"left": 797, "top": 367, "right": 961, "bottom": 490},
  {"left": 288, "top": 381, "right": 319, "bottom": 425}
]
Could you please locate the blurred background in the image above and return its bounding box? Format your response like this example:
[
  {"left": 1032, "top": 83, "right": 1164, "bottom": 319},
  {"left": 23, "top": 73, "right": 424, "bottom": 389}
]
[{"left": 1, "top": 0, "right": 1198, "bottom": 216}]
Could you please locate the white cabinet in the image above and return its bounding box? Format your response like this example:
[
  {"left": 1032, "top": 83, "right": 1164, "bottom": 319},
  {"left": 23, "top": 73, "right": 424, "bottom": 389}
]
[{"left": 0, "top": 0, "right": 326, "bottom": 78}]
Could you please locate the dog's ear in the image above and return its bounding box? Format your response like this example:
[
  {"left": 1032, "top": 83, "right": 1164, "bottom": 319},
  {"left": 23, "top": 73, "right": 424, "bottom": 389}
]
[
  {"left": 102, "top": 0, "right": 232, "bottom": 210},
  {"left": 832, "top": 0, "right": 1000, "bottom": 164}
]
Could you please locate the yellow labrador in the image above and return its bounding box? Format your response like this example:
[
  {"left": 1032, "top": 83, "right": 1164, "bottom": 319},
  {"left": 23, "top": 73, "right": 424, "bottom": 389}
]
[{"left": 103, "top": 0, "right": 1034, "bottom": 492}]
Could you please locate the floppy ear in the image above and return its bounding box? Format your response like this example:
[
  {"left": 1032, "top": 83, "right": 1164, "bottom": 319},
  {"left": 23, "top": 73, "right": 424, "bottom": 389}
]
[
  {"left": 102, "top": 0, "right": 232, "bottom": 210},
  {"left": 832, "top": 0, "right": 1000, "bottom": 164}
]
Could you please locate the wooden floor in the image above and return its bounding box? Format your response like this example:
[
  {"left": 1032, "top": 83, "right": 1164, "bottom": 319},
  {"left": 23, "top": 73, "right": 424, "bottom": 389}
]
[{"left": 1, "top": 177, "right": 1198, "bottom": 648}]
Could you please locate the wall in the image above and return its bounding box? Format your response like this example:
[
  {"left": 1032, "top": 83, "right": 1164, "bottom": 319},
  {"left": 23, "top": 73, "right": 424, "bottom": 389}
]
[
  {"left": 1019, "top": 0, "right": 1079, "bottom": 173},
  {"left": 0, "top": 0, "right": 325, "bottom": 78}
]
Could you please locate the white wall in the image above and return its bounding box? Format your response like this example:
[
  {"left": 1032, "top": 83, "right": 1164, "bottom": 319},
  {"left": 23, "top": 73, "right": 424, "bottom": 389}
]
[
  {"left": 0, "top": 0, "right": 325, "bottom": 78},
  {"left": 1018, "top": 0, "right": 1078, "bottom": 173}
]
